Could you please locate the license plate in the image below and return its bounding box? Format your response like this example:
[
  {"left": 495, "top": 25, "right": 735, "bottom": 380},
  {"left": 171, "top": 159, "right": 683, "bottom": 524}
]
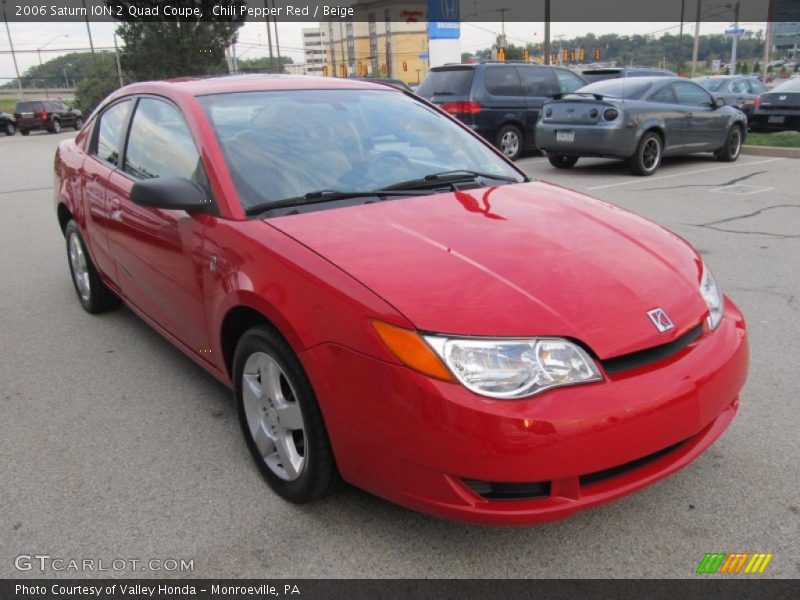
[
  {"left": 768, "top": 115, "right": 785, "bottom": 124},
  {"left": 556, "top": 130, "right": 575, "bottom": 143}
]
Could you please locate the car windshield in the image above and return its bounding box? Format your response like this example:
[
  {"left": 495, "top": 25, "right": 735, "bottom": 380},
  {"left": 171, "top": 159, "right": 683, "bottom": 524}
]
[
  {"left": 770, "top": 78, "right": 800, "bottom": 93},
  {"left": 575, "top": 79, "right": 654, "bottom": 99},
  {"left": 198, "top": 88, "right": 523, "bottom": 211},
  {"left": 694, "top": 78, "right": 728, "bottom": 91}
]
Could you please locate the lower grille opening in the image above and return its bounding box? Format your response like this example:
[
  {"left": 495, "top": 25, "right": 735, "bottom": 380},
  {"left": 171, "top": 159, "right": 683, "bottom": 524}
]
[
  {"left": 579, "top": 438, "right": 688, "bottom": 487},
  {"left": 463, "top": 479, "right": 551, "bottom": 501}
]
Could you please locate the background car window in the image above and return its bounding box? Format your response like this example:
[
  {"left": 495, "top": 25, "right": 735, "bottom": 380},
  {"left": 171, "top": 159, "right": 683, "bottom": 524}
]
[
  {"left": 748, "top": 80, "right": 768, "bottom": 94},
  {"left": 672, "top": 82, "right": 713, "bottom": 106},
  {"left": 554, "top": 69, "right": 585, "bottom": 93},
  {"left": 15, "top": 101, "right": 44, "bottom": 113},
  {"left": 729, "top": 80, "right": 749, "bottom": 94},
  {"left": 416, "top": 68, "right": 475, "bottom": 97},
  {"left": 517, "top": 67, "right": 557, "bottom": 96},
  {"left": 484, "top": 66, "right": 523, "bottom": 96},
  {"left": 124, "top": 98, "right": 203, "bottom": 182},
  {"left": 93, "top": 100, "right": 132, "bottom": 167},
  {"left": 578, "top": 79, "right": 653, "bottom": 99},
  {"left": 650, "top": 85, "right": 676, "bottom": 103}
]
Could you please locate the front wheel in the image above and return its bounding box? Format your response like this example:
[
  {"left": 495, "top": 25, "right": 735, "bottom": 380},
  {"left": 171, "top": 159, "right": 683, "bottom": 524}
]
[
  {"left": 548, "top": 155, "right": 579, "bottom": 169},
  {"left": 4, "top": 122, "right": 15, "bottom": 136},
  {"left": 74, "top": 117, "right": 83, "bottom": 131},
  {"left": 233, "top": 325, "right": 338, "bottom": 504},
  {"left": 628, "top": 132, "right": 662, "bottom": 176},
  {"left": 495, "top": 124, "right": 523, "bottom": 161},
  {"left": 64, "top": 220, "right": 120, "bottom": 314},
  {"left": 716, "top": 124, "right": 743, "bottom": 162}
]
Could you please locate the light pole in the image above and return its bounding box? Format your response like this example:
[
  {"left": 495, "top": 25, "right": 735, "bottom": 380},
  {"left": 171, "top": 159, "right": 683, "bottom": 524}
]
[
  {"left": 62, "top": 63, "right": 72, "bottom": 89},
  {"left": 2, "top": 0, "right": 24, "bottom": 99},
  {"left": 729, "top": 1, "right": 741, "bottom": 75},
  {"left": 691, "top": 2, "right": 733, "bottom": 77},
  {"left": 38, "top": 34, "right": 69, "bottom": 98}
]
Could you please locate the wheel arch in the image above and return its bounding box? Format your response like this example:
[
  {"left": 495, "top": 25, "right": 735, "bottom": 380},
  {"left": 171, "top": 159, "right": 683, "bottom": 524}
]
[{"left": 57, "top": 203, "right": 73, "bottom": 236}]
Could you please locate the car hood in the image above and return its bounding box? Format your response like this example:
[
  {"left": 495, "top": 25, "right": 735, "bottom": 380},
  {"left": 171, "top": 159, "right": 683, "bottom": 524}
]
[{"left": 267, "top": 181, "right": 707, "bottom": 359}]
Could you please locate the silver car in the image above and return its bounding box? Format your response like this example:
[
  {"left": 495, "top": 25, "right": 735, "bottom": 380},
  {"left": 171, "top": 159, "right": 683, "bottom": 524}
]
[
  {"left": 535, "top": 77, "right": 747, "bottom": 175},
  {"left": 693, "top": 75, "right": 769, "bottom": 119}
]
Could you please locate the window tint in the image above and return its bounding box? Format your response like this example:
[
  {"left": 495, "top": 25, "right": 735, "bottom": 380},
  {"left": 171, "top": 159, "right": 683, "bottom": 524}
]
[
  {"left": 650, "top": 85, "right": 676, "bottom": 103},
  {"left": 94, "top": 100, "right": 132, "bottom": 167},
  {"left": 554, "top": 69, "right": 585, "bottom": 93},
  {"left": 484, "top": 66, "right": 523, "bottom": 96},
  {"left": 15, "top": 101, "right": 44, "bottom": 113},
  {"left": 124, "top": 98, "right": 202, "bottom": 182},
  {"left": 673, "top": 81, "right": 713, "bottom": 106},
  {"left": 416, "top": 68, "right": 475, "bottom": 98},
  {"left": 517, "top": 67, "right": 557, "bottom": 96},
  {"left": 729, "top": 79, "right": 749, "bottom": 94}
]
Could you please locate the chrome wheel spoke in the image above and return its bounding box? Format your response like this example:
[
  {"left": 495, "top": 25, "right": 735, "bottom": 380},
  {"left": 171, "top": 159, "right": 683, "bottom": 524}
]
[
  {"left": 275, "top": 432, "right": 303, "bottom": 480},
  {"left": 275, "top": 402, "right": 303, "bottom": 431},
  {"left": 253, "top": 420, "right": 276, "bottom": 458}
]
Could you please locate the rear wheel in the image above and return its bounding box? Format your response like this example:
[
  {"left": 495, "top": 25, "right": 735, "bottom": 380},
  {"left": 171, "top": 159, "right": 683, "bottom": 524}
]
[
  {"left": 233, "top": 324, "right": 338, "bottom": 504},
  {"left": 74, "top": 117, "right": 83, "bottom": 131},
  {"left": 716, "top": 124, "right": 743, "bottom": 162},
  {"left": 64, "top": 220, "right": 120, "bottom": 314},
  {"left": 4, "top": 122, "right": 14, "bottom": 136},
  {"left": 20, "top": 128, "right": 29, "bottom": 136},
  {"left": 548, "top": 155, "right": 579, "bottom": 169},
  {"left": 49, "top": 119, "right": 61, "bottom": 134},
  {"left": 628, "top": 131, "right": 662, "bottom": 176},
  {"left": 495, "top": 124, "right": 523, "bottom": 160}
]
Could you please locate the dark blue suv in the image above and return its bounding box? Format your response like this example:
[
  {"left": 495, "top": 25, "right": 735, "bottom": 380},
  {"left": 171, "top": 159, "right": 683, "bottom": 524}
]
[{"left": 417, "top": 62, "right": 587, "bottom": 160}]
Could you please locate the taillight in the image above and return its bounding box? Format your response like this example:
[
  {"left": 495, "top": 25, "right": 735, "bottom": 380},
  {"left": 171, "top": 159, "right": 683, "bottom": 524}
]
[
  {"left": 40, "top": 110, "right": 48, "bottom": 119},
  {"left": 441, "top": 101, "right": 482, "bottom": 115},
  {"left": 603, "top": 108, "right": 619, "bottom": 121},
  {"left": 754, "top": 97, "right": 762, "bottom": 110}
]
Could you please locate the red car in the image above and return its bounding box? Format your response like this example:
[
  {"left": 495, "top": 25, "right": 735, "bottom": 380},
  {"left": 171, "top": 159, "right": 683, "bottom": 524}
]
[{"left": 54, "top": 76, "right": 748, "bottom": 525}]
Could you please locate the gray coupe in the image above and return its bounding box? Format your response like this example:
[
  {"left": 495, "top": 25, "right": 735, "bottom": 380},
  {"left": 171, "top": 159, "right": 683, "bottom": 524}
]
[
  {"left": 693, "top": 75, "right": 769, "bottom": 119},
  {"left": 535, "top": 77, "right": 747, "bottom": 175}
]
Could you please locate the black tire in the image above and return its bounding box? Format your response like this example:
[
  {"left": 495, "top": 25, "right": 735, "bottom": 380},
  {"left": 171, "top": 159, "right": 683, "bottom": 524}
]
[
  {"left": 628, "top": 131, "right": 662, "bottom": 176},
  {"left": 4, "top": 122, "right": 15, "bottom": 136},
  {"left": 495, "top": 124, "right": 523, "bottom": 161},
  {"left": 716, "top": 124, "right": 743, "bottom": 162},
  {"left": 64, "top": 220, "right": 120, "bottom": 314},
  {"left": 20, "top": 128, "right": 30, "bottom": 136},
  {"left": 548, "top": 155, "right": 579, "bottom": 169},
  {"left": 233, "top": 324, "right": 338, "bottom": 504},
  {"left": 49, "top": 119, "right": 61, "bottom": 134},
  {"left": 74, "top": 117, "right": 83, "bottom": 131}
]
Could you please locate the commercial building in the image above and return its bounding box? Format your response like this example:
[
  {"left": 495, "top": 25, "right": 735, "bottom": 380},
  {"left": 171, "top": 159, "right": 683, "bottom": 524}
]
[{"left": 302, "top": 27, "right": 329, "bottom": 76}]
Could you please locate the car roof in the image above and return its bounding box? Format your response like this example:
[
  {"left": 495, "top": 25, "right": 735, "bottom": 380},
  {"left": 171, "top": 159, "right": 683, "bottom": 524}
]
[{"left": 111, "top": 74, "right": 393, "bottom": 98}]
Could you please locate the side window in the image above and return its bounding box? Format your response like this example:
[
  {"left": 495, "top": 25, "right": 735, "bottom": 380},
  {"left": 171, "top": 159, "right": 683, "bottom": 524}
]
[
  {"left": 729, "top": 80, "right": 749, "bottom": 94},
  {"left": 483, "top": 66, "right": 523, "bottom": 96},
  {"left": 517, "top": 67, "right": 558, "bottom": 96},
  {"left": 650, "top": 85, "right": 676, "bottom": 103},
  {"left": 124, "top": 97, "right": 204, "bottom": 184},
  {"left": 92, "top": 100, "right": 132, "bottom": 167},
  {"left": 554, "top": 69, "right": 585, "bottom": 93},
  {"left": 673, "top": 81, "right": 713, "bottom": 106},
  {"left": 749, "top": 80, "right": 768, "bottom": 94}
]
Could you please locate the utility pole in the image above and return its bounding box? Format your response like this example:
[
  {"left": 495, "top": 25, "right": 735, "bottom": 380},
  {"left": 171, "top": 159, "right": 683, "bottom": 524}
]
[
  {"left": 2, "top": 0, "right": 23, "bottom": 99},
  {"left": 544, "top": 0, "right": 551, "bottom": 65},
  {"left": 113, "top": 34, "right": 123, "bottom": 87},
  {"left": 80, "top": 0, "right": 96, "bottom": 64},
  {"left": 691, "top": 0, "right": 702, "bottom": 77},
  {"left": 730, "top": 1, "right": 740, "bottom": 75},
  {"left": 676, "top": 0, "right": 685, "bottom": 74},
  {"left": 270, "top": 0, "right": 281, "bottom": 72},
  {"left": 264, "top": 0, "right": 275, "bottom": 71},
  {"left": 763, "top": 20, "right": 772, "bottom": 78},
  {"left": 37, "top": 35, "right": 68, "bottom": 99}
]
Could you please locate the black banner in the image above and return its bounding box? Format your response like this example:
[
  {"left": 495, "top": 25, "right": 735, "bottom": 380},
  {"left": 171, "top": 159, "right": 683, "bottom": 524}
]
[
  {"left": 2, "top": 580, "right": 800, "bottom": 600},
  {"left": 1, "top": 0, "right": 798, "bottom": 23}
]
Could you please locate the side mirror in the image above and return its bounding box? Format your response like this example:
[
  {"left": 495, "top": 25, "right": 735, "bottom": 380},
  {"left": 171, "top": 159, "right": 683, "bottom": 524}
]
[
  {"left": 130, "top": 177, "right": 213, "bottom": 212},
  {"left": 714, "top": 97, "right": 726, "bottom": 108}
]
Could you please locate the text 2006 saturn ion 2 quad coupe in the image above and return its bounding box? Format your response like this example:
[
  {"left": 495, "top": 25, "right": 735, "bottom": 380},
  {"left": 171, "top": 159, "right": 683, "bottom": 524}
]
[{"left": 54, "top": 75, "right": 748, "bottom": 525}]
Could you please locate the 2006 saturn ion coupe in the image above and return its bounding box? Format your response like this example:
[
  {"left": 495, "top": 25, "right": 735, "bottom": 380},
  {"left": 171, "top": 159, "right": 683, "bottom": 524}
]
[{"left": 54, "top": 75, "right": 748, "bottom": 525}]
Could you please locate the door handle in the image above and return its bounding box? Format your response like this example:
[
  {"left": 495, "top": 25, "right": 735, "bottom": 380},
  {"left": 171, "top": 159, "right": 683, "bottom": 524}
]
[
  {"left": 109, "top": 197, "right": 122, "bottom": 221},
  {"left": 686, "top": 112, "right": 695, "bottom": 118}
]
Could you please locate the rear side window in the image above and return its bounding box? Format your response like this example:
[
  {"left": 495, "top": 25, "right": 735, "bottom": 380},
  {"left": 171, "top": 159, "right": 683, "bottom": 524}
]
[
  {"left": 650, "top": 85, "right": 677, "bottom": 103},
  {"left": 484, "top": 66, "right": 523, "bottom": 96},
  {"left": 554, "top": 69, "right": 585, "bottom": 93},
  {"left": 93, "top": 100, "right": 132, "bottom": 167},
  {"left": 124, "top": 97, "right": 203, "bottom": 182},
  {"left": 517, "top": 67, "right": 557, "bottom": 96},
  {"left": 416, "top": 69, "right": 474, "bottom": 97},
  {"left": 730, "top": 80, "right": 749, "bottom": 94},
  {"left": 15, "top": 101, "right": 44, "bottom": 113}
]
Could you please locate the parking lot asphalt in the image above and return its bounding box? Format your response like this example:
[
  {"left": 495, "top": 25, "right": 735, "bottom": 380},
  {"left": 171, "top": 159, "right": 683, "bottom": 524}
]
[{"left": 1, "top": 131, "right": 798, "bottom": 579}]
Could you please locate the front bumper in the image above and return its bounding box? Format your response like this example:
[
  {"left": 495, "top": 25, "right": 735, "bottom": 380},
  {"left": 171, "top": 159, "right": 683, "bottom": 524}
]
[
  {"left": 535, "top": 121, "right": 638, "bottom": 158},
  {"left": 301, "top": 300, "right": 748, "bottom": 525}
]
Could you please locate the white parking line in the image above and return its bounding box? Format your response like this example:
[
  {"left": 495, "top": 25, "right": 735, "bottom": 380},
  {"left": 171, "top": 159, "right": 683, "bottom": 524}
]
[{"left": 585, "top": 158, "right": 786, "bottom": 191}]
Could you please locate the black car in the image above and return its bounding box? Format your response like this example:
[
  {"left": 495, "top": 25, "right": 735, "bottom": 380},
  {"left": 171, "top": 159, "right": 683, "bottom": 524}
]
[
  {"left": 0, "top": 111, "right": 15, "bottom": 136},
  {"left": 13, "top": 99, "right": 83, "bottom": 135},
  {"left": 416, "top": 62, "right": 587, "bottom": 159},
  {"left": 749, "top": 78, "right": 800, "bottom": 132},
  {"left": 581, "top": 67, "right": 676, "bottom": 83},
  {"left": 693, "top": 75, "right": 769, "bottom": 119}
]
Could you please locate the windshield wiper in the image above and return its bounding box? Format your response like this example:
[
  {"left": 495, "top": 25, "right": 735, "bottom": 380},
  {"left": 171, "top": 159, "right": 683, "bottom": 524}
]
[
  {"left": 380, "top": 170, "right": 521, "bottom": 192},
  {"left": 244, "top": 189, "right": 434, "bottom": 216}
]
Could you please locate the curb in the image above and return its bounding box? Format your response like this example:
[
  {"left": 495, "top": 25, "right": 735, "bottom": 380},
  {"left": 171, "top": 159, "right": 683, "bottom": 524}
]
[{"left": 741, "top": 145, "right": 800, "bottom": 158}]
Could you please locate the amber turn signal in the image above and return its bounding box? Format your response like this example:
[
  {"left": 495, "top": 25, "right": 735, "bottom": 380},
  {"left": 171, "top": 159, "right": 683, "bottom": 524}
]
[{"left": 371, "top": 321, "right": 454, "bottom": 382}]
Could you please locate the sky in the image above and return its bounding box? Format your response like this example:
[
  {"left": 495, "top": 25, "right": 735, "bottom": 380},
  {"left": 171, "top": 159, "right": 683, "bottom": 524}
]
[{"left": 1, "top": 20, "right": 760, "bottom": 84}]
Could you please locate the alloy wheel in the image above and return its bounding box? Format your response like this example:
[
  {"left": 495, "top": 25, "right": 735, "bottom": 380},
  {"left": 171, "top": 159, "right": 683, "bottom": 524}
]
[
  {"left": 642, "top": 137, "right": 660, "bottom": 171},
  {"left": 500, "top": 131, "right": 520, "bottom": 157},
  {"left": 68, "top": 232, "right": 91, "bottom": 301},
  {"left": 729, "top": 128, "right": 741, "bottom": 159}
]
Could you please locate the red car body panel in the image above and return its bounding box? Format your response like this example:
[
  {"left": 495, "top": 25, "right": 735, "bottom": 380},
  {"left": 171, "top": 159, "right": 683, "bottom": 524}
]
[{"left": 53, "top": 76, "right": 748, "bottom": 525}]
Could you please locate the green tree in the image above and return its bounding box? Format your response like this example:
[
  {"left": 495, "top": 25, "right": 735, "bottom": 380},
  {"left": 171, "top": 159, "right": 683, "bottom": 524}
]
[
  {"left": 111, "top": 1, "right": 245, "bottom": 81},
  {"left": 74, "top": 53, "right": 120, "bottom": 114},
  {"left": 237, "top": 55, "right": 294, "bottom": 74}
]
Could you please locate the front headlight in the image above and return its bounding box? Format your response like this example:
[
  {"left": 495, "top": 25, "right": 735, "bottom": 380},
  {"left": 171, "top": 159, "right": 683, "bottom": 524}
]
[
  {"left": 424, "top": 336, "right": 602, "bottom": 399},
  {"left": 699, "top": 262, "right": 724, "bottom": 330}
]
